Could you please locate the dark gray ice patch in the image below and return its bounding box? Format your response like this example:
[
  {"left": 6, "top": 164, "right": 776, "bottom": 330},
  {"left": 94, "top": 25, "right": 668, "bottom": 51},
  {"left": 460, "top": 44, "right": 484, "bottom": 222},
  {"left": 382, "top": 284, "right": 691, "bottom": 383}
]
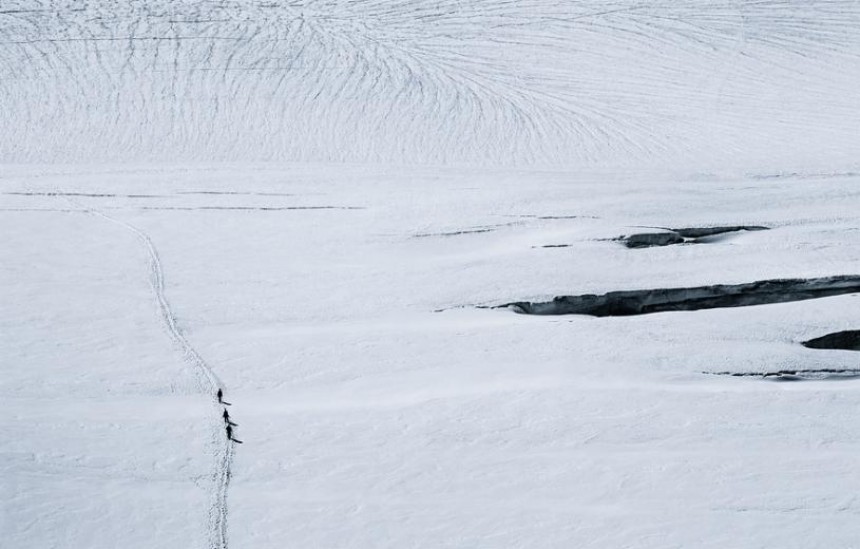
[
  {"left": 500, "top": 276, "right": 860, "bottom": 317},
  {"left": 709, "top": 368, "right": 860, "bottom": 381},
  {"left": 803, "top": 330, "right": 860, "bottom": 351},
  {"left": 621, "top": 232, "right": 685, "bottom": 248},
  {"left": 618, "top": 226, "right": 768, "bottom": 248},
  {"left": 672, "top": 226, "right": 768, "bottom": 238}
]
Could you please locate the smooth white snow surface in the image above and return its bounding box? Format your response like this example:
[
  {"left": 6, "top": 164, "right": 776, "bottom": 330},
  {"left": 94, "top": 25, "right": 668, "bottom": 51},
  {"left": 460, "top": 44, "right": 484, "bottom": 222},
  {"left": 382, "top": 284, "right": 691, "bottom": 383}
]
[
  {"left": 2, "top": 1, "right": 860, "bottom": 168},
  {"left": 3, "top": 164, "right": 860, "bottom": 548}
]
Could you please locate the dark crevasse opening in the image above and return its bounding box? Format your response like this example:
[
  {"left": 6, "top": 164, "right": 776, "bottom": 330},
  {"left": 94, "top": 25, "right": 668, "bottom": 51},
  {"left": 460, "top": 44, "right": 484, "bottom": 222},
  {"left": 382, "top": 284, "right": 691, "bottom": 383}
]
[
  {"left": 708, "top": 369, "right": 860, "bottom": 381},
  {"left": 501, "top": 276, "right": 860, "bottom": 317},
  {"left": 618, "top": 226, "right": 768, "bottom": 248},
  {"left": 803, "top": 330, "right": 860, "bottom": 351}
]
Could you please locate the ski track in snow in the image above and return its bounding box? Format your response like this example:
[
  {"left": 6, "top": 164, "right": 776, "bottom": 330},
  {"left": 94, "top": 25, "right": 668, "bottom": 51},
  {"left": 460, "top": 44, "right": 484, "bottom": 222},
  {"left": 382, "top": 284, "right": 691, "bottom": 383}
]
[
  {"left": 74, "top": 202, "right": 233, "bottom": 549},
  {"left": 5, "top": 165, "right": 860, "bottom": 548},
  {"left": 1, "top": 0, "right": 860, "bottom": 166}
]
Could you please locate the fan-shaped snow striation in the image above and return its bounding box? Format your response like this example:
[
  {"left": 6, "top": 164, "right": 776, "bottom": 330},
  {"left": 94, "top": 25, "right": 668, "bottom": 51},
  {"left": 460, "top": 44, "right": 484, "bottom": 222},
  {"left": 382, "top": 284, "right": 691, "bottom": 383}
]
[{"left": 2, "top": 0, "right": 860, "bottom": 167}]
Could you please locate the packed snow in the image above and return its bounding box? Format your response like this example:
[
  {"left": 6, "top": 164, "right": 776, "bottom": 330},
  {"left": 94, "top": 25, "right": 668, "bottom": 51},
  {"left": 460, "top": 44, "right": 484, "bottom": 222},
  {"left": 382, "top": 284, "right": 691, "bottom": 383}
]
[{"left": 3, "top": 2, "right": 860, "bottom": 549}]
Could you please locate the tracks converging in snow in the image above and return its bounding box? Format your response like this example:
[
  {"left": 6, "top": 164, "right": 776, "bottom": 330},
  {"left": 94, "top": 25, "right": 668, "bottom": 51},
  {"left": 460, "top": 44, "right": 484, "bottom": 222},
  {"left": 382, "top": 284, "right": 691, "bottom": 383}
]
[
  {"left": 78, "top": 205, "right": 234, "bottom": 549},
  {"left": 2, "top": 1, "right": 860, "bottom": 166}
]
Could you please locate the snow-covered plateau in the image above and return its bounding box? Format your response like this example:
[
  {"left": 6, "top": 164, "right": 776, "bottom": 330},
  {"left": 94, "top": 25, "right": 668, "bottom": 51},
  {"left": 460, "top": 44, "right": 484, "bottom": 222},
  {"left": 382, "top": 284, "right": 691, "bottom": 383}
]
[{"left": 2, "top": 2, "right": 860, "bottom": 549}]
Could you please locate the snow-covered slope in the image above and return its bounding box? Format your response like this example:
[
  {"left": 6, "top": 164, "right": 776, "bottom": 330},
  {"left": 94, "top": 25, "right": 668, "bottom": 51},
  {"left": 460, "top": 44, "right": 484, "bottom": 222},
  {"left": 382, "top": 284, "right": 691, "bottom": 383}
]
[
  {"left": 4, "top": 2, "right": 860, "bottom": 548},
  {"left": 3, "top": 165, "right": 860, "bottom": 548},
  {"left": 2, "top": 1, "right": 860, "bottom": 168}
]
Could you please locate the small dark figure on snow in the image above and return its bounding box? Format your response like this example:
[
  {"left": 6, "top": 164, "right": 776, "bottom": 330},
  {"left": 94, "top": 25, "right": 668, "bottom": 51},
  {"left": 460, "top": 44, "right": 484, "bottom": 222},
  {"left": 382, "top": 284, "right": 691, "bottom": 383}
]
[
  {"left": 223, "top": 409, "right": 237, "bottom": 426},
  {"left": 226, "top": 424, "right": 242, "bottom": 444},
  {"left": 217, "top": 388, "right": 223, "bottom": 403}
]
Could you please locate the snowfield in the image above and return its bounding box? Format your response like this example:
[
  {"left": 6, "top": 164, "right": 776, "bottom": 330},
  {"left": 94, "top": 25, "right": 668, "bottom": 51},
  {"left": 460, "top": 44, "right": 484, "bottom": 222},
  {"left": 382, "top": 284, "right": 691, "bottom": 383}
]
[
  {"left": 3, "top": 2, "right": 860, "bottom": 549},
  {"left": 1, "top": 1, "right": 860, "bottom": 167},
  {"left": 3, "top": 165, "right": 860, "bottom": 548}
]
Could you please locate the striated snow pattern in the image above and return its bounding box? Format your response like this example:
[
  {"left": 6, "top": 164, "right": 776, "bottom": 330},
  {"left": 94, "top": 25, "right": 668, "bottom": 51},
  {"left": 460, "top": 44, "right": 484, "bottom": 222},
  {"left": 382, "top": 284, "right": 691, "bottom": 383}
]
[{"left": 2, "top": 0, "right": 860, "bottom": 166}]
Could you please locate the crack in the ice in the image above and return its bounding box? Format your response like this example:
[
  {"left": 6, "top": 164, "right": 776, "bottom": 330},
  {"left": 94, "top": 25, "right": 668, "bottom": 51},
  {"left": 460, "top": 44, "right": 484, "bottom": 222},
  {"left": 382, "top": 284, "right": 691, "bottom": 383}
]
[
  {"left": 499, "top": 276, "right": 860, "bottom": 317},
  {"left": 5, "top": 191, "right": 163, "bottom": 198},
  {"left": 803, "top": 330, "right": 860, "bottom": 351},
  {"left": 3, "top": 2, "right": 860, "bottom": 163},
  {"left": 175, "top": 191, "right": 298, "bottom": 196},
  {"left": 708, "top": 369, "right": 860, "bottom": 381},
  {"left": 617, "top": 226, "right": 768, "bottom": 248},
  {"left": 414, "top": 228, "right": 495, "bottom": 238},
  {"left": 139, "top": 206, "right": 363, "bottom": 211}
]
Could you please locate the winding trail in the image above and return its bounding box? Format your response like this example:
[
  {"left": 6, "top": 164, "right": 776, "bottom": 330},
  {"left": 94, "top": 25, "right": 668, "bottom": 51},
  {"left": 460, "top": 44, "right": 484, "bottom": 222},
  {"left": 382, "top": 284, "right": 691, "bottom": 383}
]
[{"left": 81, "top": 206, "right": 234, "bottom": 549}]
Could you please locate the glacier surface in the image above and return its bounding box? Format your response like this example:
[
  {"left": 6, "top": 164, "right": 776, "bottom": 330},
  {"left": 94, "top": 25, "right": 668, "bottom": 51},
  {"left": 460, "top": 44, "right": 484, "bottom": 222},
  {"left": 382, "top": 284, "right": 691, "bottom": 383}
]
[{"left": 3, "top": 2, "right": 860, "bottom": 549}]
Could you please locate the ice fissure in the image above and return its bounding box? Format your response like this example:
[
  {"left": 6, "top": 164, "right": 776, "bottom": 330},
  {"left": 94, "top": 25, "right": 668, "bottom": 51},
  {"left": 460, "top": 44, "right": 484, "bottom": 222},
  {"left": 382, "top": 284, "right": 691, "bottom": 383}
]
[{"left": 501, "top": 276, "right": 860, "bottom": 317}]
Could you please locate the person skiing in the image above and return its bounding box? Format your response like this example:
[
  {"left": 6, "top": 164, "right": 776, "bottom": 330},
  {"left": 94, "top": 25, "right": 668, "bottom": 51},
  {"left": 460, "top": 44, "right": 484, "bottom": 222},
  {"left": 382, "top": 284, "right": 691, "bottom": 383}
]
[
  {"left": 226, "top": 424, "right": 242, "bottom": 444},
  {"left": 217, "top": 388, "right": 223, "bottom": 403},
  {"left": 223, "top": 409, "right": 237, "bottom": 426}
]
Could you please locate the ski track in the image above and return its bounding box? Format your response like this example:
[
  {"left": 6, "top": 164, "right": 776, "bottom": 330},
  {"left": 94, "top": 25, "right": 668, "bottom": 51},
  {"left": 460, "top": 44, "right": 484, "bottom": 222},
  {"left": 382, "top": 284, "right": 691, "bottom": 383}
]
[
  {"left": 1, "top": 0, "right": 859, "bottom": 166},
  {"left": 75, "top": 202, "right": 233, "bottom": 549}
]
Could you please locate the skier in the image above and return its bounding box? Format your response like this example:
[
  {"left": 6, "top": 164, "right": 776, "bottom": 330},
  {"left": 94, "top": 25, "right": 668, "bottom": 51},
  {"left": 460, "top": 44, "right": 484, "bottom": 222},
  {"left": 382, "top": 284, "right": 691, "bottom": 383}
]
[
  {"left": 226, "top": 424, "right": 242, "bottom": 444},
  {"left": 223, "top": 409, "right": 237, "bottom": 426},
  {"left": 217, "top": 388, "right": 223, "bottom": 403}
]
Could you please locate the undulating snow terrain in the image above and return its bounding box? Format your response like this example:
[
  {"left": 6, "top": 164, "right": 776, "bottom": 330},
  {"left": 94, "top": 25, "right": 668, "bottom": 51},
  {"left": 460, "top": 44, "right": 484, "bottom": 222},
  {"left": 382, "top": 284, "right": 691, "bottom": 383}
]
[
  {"left": 3, "top": 2, "right": 860, "bottom": 549},
  {"left": 4, "top": 165, "right": 860, "bottom": 548},
  {"left": 2, "top": 0, "right": 860, "bottom": 167}
]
